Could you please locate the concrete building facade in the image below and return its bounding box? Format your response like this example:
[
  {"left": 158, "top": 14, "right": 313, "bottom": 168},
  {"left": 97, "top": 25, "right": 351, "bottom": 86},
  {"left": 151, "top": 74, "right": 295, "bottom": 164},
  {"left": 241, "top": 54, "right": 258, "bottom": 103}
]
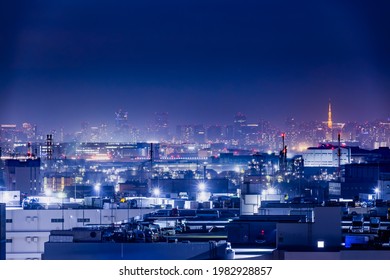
[{"left": 6, "top": 208, "right": 153, "bottom": 260}]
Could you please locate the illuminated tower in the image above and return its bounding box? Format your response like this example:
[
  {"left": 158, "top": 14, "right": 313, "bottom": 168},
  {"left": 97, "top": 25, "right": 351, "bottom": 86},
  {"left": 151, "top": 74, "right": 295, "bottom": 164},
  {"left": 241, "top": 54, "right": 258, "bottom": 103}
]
[
  {"left": 327, "top": 100, "right": 333, "bottom": 129},
  {"left": 326, "top": 100, "right": 333, "bottom": 141}
]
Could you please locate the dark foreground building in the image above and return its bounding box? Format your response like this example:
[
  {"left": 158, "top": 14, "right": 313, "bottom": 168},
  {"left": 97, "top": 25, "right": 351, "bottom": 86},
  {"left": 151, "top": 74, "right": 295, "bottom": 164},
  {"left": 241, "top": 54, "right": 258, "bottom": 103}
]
[{"left": 0, "top": 203, "right": 5, "bottom": 260}]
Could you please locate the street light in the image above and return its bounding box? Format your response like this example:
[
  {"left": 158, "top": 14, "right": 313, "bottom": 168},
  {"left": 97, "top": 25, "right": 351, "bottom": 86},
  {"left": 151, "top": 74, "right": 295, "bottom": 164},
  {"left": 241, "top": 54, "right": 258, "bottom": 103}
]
[
  {"left": 153, "top": 188, "right": 160, "bottom": 197},
  {"left": 197, "top": 182, "right": 207, "bottom": 202},
  {"left": 95, "top": 183, "right": 101, "bottom": 197},
  {"left": 198, "top": 182, "right": 206, "bottom": 191},
  {"left": 374, "top": 187, "right": 380, "bottom": 200},
  {"left": 153, "top": 188, "right": 160, "bottom": 207},
  {"left": 45, "top": 188, "right": 52, "bottom": 197}
]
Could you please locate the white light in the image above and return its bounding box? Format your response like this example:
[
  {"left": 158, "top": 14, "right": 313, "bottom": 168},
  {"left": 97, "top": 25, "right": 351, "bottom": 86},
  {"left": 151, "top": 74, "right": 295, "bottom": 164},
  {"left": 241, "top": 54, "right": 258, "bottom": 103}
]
[
  {"left": 94, "top": 183, "right": 101, "bottom": 191},
  {"left": 268, "top": 187, "right": 277, "bottom": 195},
  {"left": 317, "top": 241, "right": 325, "bottom": 248},
  {"left": 57, "top": 192, "right": 66, "bottom": 199},
  {"left": 374, "top": 187, "right": 380, "bottom": 194},
  {"left": 198, "top": 191, "right": 208, "bottom": 202},
  {"left": 45, "top": 189, "right": 52, "bottom": 196},
  {"left": 153, "top": 188, "right": 160, "bottom": 197},
  {"left": 198, "top": 182, "right": 206, "bottom": 191}
]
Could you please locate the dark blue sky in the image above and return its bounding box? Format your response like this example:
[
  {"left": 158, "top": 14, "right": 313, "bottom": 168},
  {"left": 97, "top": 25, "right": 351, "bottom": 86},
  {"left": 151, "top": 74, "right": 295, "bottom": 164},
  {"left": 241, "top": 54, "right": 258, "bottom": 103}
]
[{"left": 1, "top": 0, "right": 389, "bottom": 132}]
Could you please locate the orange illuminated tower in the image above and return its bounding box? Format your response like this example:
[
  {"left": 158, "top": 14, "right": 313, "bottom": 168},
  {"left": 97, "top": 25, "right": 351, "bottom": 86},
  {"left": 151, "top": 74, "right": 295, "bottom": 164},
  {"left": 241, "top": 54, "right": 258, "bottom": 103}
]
[
  {"left": 326, "top": 100, "right": 334, "bottom": 141},
  {"left": 327, "top": 100, "right": 333, "bottom": 130}
]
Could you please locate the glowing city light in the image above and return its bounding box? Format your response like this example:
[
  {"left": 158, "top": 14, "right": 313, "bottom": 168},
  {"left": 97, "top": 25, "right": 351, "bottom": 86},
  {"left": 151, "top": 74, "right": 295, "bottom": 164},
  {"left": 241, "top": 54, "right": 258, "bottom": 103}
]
[
  {"left": 153, "top": 188, "right": 160, "bottom": 197},
  {"left": 198, "top": 182, "right": 206, "bottom": 191}
]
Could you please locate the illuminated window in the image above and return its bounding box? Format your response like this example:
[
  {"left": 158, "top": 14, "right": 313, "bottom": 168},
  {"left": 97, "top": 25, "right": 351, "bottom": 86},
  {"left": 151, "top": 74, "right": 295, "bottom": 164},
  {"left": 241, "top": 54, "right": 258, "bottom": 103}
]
[{"left": 317, "top": 240, "right": 325, "bottom": 248}]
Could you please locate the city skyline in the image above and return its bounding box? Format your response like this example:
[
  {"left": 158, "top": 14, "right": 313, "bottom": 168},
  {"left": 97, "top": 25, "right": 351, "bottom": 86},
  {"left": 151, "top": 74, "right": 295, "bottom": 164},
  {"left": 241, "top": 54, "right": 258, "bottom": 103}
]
[
  {"left": 1, "top": 1, "right": 390, "bottom": 133},
  {"left": 1, "top": 105, "right": 388, "bottom": 133}
]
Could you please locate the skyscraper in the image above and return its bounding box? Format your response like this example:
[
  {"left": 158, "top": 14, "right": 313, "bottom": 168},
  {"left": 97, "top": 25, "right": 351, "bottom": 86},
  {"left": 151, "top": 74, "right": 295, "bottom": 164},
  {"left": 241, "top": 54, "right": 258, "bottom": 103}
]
[
  {"left": 194, "top": 125, "right": 206, "bottom": 143},
  {"left": 153, "top": 112, "right": 169, "bottom": 141},
  {"left": 233, "top": 112, "right": 247, "bottom": 142},
  {"left": 114, "top": 109, "right": 129, "bottom": 141}
]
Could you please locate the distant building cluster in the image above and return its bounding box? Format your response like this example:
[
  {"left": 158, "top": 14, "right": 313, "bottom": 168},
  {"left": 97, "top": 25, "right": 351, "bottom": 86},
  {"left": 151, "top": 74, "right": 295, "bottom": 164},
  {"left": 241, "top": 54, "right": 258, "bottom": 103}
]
[
  {"left": 1, "top": 105, "right": 389, "bottom": 155},
  {"left": 0, "top": 102, "right": 389, "bottom": 201},
  {"left": 0, "top": 103, "right": 390, "bottom": 260}
]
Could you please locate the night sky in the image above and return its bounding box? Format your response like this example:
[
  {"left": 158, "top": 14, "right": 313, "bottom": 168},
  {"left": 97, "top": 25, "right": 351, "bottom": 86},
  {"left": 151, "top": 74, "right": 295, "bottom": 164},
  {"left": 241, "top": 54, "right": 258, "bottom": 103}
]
[{"left": 1, "top": 0, "right": 389, "bottom": 132}]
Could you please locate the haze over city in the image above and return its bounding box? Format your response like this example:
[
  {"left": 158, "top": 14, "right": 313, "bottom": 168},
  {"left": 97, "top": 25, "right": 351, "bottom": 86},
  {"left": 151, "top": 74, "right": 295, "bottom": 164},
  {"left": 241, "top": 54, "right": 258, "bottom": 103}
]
[{"left": 1, "top": 0, "right": 389, "bottom": 133}]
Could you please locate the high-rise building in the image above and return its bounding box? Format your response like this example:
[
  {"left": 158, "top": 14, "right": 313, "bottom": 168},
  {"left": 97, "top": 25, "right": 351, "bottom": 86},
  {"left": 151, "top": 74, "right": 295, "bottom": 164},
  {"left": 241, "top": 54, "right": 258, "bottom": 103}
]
[
  {"left": 207, "top": 125, "right": 222, "bottom": 142},
  {"left": 194, "top": 125, "right": 206, "bottom": 143},
  {"left": 223, "top": 125, "right": 234, "bottom": 141},
  {"left": 22, "top": 123, "right": 37, "bottom": 141},
  {"left": 176, "top": 125, "right": 194, "bottom": 143},
  {"left": 153, "top": 112, "right": 170, "bottom": 141},
  {"left": 0, "top": 124, "right": 18, "bottom": 143},
  {"left": 115, "top": 109, "right": 129, "bottom": 141},
  {"left": 233, "top": 112, "right": 247, "bottom": 142},
  {"left": 285, "top": 117, "right": 299, "bottom": 149}
]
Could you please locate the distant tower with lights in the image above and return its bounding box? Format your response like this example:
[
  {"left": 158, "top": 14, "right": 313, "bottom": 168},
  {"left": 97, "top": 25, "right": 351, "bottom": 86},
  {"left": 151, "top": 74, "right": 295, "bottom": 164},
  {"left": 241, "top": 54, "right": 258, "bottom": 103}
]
[
  {"left": 327, "top": 100, "right": 333, "bottom": 130},
  {"left": 326, "top": 100, "right": 333, "bottom": 141},
  {"left": 323, "top": 100, "right": 346, "bottom": 143}
]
